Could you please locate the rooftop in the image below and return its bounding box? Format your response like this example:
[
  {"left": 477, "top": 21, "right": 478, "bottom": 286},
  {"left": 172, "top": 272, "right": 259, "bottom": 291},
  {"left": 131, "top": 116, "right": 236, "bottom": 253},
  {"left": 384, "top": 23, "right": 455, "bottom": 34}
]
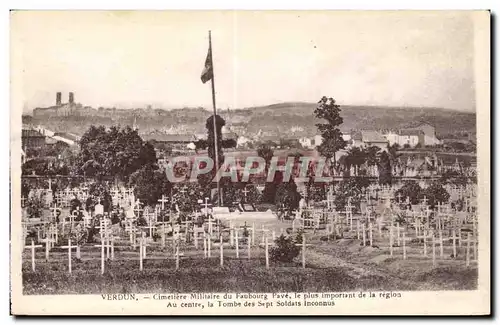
[
  {"left": 22, "top": 129, "right": 45, "bottom": 138},
  {"left": 142, "top": 133, "right": 196, "bottom": 143},
  {"left": 54, "top": 132, "right": 80, "bottom": 142},
  {"left": 399, "top": 129, "right": 424, "bottom": 136},
  {"left": 353, "top": 130, "right": 388, "bottom": 143}
]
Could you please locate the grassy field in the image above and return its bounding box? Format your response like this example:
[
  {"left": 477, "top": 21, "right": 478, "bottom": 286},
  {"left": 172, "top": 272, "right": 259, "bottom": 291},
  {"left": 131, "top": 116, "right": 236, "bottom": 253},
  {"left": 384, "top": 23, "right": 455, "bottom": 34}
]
[
  {"left": 22, "top": 245, "right": 477, "bottom": 294},
  {"left": 22, "top": 208, "right": 478, "bottom": 294}
]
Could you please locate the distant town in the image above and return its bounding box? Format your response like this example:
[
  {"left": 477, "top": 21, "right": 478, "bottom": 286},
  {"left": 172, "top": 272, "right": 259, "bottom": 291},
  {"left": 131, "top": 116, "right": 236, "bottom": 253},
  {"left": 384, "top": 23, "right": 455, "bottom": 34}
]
[{"left": 22, "top": 91, "right": 476, "bottom": 180}]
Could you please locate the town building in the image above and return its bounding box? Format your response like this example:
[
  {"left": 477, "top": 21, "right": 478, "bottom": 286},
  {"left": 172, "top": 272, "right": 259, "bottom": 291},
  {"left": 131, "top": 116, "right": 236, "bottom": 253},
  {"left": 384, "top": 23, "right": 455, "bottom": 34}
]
[
  {"left": 21, "top": 129, "right": 46, "bottom": 149},
  {"left": 142, "top": 133, "right": 197, "bottom": 151},
  {"left": 342, "top": 132, "right": 352, "bottom": 142},
  {"left": 299, "top": 136, "right": 312, "bottom": 149},
  {"left": 33, "top": 92, "right": 96, "bottom": 117},
  {"left": 404, "top": 122, "right": 441, "bottom": 146},
  {"left": 398, "top": 130, "right": 424, "bottom": 147},
  {"left": 384, "top": 130, "right": 423, "bottom": 147},
  {"left": 382, "top": 122, "right": 441, "bottom": 148},
  {"left": 352, "top": 130, "right": 389, "bottom": 150},
  {"left": 236, "top": 135, "right": 251, "bottom": 148}
]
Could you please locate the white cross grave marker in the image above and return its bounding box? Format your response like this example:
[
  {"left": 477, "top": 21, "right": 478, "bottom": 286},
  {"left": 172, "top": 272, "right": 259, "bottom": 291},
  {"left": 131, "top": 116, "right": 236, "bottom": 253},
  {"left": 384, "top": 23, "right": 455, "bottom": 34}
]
[
  {"left": 25, "top": 240, "right": 43, "bottom": 271},
  {"left": 61, "top": 239, "right": 78, "bottom": 274}
]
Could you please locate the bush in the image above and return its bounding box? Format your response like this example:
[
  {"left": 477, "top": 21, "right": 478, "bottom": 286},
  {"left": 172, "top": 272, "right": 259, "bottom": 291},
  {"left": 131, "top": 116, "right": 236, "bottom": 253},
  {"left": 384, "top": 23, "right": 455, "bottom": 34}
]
[
  {"left": 334, "top": 178, "right": 364, "bottom": 211},
  {"left": 129, "top": 164, "right": 172, "bottom": 206},
  {"left": 421, "top": 182, "right": 450, "bottom": 208},
  {"left": 306, "top": 181, "right": 326, "bottom": 203},
  {"left": 26, "top": 196, "right": 44, "bottom": 219},
  {"left": 269, "top": 235, "right": 301, "bottom": 263},
  {"left": 377, "top": 151, "right": 392, "bottom": 185},
  {"left": 395, "top": 181, "right": 422, "bottom": 205},
  {"left": 441, "top": 169, "right": 468, "bottom": 187},
  {"left": 261, "top": 182, "right": 278, "bottom": 204},
  {"left": 172, "top": 182, "right": 207, "bottom": 212},
  {"left": 88, "top": 182, "right": 112, "bottom": 212}
]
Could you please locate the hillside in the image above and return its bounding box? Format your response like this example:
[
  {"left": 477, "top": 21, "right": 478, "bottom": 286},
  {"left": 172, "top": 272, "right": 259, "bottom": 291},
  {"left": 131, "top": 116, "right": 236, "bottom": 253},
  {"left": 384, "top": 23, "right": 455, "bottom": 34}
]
[{"left": 22, "top": 102, "right": 476, "bottom": 139}]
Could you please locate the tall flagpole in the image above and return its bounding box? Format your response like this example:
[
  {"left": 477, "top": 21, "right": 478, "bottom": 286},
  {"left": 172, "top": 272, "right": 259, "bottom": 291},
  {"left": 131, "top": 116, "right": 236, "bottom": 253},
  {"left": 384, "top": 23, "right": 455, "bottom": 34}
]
[{"left": 209, "top": 30, "right": 221, "bottom": 206}]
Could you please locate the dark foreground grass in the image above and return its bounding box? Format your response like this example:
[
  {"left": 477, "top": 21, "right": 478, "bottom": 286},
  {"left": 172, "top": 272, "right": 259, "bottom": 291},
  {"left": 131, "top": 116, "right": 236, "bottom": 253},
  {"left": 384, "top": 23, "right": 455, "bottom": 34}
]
[
  {"left": 23, "top": 258, "right": 358, "bottom": 294},
  {"left": 22, "top": 258, "right": 478, "bottom": 294}
]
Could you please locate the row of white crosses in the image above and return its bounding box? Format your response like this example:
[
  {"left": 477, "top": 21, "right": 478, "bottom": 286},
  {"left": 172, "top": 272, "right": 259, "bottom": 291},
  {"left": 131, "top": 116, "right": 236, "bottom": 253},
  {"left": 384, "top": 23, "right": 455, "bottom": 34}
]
[
  {"left": 202, "top": 222, "right": 258, "bottom": 267},
  {"left": 110, "top": 187, "right": 135, "bottom": 208},
  {"left": 296, "top": 207, "right": 325, "bottom": 231},
  {"left": 23, "top": 225, "right": 81, "bottom": 274},
  {"left": 137, "top": 222, "right": 257, "bottom": 272},
  {"left": 23, "top": 223, "right": 59, "bottom": 271},
  {"left": 54, "top": 188, "right": 89, "bottom": 208},
  {"left": 94, "top": 218, "right": 116, "bottom": 274},
  {"left": 24, "top": 222, "right": 319, "bottom": 274},
  {"left": 339, "top": 191, "right": 479, "bottom": 267},
  {"left": 325, "top": 186, "right": 335, "bottom": 210}
]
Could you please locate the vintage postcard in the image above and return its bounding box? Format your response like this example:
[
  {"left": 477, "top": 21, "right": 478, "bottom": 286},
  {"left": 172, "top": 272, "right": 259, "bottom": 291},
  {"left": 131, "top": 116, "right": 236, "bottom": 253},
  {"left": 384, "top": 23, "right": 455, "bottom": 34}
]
[{"left": 10, "top": 10, "right": 490, "bottom": 315}]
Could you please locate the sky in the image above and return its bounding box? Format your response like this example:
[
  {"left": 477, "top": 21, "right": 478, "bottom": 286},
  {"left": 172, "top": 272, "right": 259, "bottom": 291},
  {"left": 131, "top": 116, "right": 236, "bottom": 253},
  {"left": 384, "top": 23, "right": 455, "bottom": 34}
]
[{"left": 11, "top": 11, "right": 479, "bottom": 113}]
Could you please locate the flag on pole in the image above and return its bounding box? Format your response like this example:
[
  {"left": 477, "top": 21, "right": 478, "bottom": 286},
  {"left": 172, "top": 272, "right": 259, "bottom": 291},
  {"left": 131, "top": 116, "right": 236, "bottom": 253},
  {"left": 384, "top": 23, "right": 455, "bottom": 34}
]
[{"left": 201, "top": 46, "right": 213, "bottom": 84}]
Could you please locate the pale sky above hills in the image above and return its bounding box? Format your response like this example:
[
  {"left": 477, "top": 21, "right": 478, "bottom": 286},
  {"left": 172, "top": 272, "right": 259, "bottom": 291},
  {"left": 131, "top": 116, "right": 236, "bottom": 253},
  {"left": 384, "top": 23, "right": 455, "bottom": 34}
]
[{"left": 11, "top": 11, "right": 480, "bottom": 113}]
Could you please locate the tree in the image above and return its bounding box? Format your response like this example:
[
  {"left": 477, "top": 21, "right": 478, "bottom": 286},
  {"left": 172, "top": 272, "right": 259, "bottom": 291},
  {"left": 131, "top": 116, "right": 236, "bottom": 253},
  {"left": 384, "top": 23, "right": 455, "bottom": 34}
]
[
  {"left": 314, "top": 96, "right": 347, "bottom": 174},
  {"left": 306, "top": 178, "right": 327, "bottom": 203},
  {"left": 194, "top": 115, "right": 236, "bottom": 205},
  {"left": 364, "top": 146, "right": 381, "bottom": 166},
  {"left": 377, "top": 151, "right": 392, "bottom": 185},
  {"left": 87, "top": 181, "right": 112, "bottom": 213},
  {"left": 22, "top": 157, "right": 70, "bottom": 176},
  {"left": 334, "top": 178, "right": 364, "bottom": 212},
  {"left": 76, "top": 125, "right": 156, "bottom": 181},
  {"left": 258, "top": 144, "right": 277, "bottom": 204},
  {"left": 222, "top": 139, "right": 237, "bottom": 149},
  {"left": 205, "top": 115, "right": 226, "bottom": 170},
  {"left": 440, "top": 169, "right": 468, "bottom": 187},
  {"left": 171, "top": 182, "right": 208, "bottom": 215},
  {"left": 128, "top": 164, "right": 172, "bottom": 207},
  {"left": 275, "top": 179, "right": 301, "bottom": 213},
  {"left": 342, "top": 146, "right": 366, "bottom": 173},
  {"left": 387, "top": 143, "right": 401, "bottom": 165},
  {"left": 257, "top": 144, "right": 274, "bottom": 170},
  {"left": 194, "top": 139, "right": 208, "bottom": 150}
]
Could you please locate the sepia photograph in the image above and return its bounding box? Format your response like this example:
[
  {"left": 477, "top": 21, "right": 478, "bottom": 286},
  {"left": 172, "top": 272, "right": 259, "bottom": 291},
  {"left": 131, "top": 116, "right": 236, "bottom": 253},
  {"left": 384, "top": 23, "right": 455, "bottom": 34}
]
[{"left": 10, "top": 10, "right": 490, "bottom": 315}]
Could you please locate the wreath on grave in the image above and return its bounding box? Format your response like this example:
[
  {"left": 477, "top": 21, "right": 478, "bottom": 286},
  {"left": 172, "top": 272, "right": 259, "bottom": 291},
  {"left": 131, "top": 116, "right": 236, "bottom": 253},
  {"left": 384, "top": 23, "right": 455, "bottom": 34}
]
[
  {"left": 136, "top": 216, "right": 148, "bottom": 227},
  {"left": 393, "top": 212, "right": 406, "bottom": 225},
  {"left": 84, "top": 216, "right": 102, "bottom": 243},
  {"left": 69, "top": 223, "right": 87, "bottom": 245},
  {"left": 269, "top": 234, "right": 301, "bottom": 263}
]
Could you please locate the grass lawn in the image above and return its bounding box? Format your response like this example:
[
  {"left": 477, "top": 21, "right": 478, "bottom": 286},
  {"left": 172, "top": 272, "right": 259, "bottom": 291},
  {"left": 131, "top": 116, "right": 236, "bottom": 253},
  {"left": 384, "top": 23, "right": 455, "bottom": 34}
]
[{"left": 22, "top": 256, "right": 477, "bottom": 295}]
